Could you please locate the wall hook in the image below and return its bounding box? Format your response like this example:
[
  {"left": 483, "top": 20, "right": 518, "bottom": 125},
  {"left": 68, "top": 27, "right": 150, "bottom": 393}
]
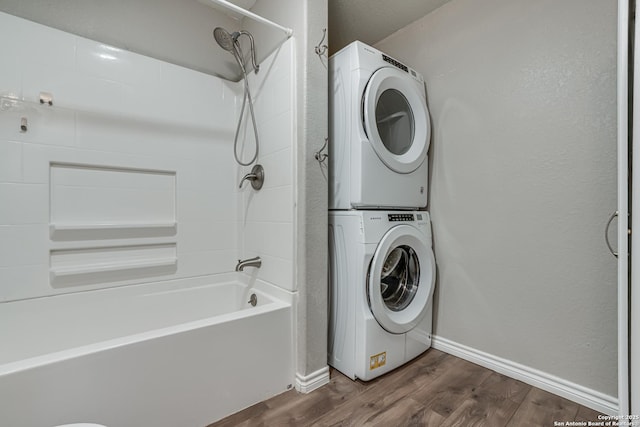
[
  {"left": 314, "top": 137, "right": 328, "bottom": 164},
  {"left": 314, "top": 28, "right": 328, "bottom": 58},
  {"left": 39, "top": 91, "right": 53, "bottom": 106}
]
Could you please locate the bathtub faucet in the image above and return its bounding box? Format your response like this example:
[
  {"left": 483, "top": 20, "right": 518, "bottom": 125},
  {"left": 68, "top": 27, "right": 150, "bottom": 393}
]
[
  {"left": 235, "top": 256, "right": 262, "bottom": 271},
  {"left": 238, "top": 164, "right": 264, "bottom": 190}
]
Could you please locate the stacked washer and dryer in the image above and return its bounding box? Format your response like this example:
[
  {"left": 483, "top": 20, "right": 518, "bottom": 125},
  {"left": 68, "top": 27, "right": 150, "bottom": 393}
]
[{"left": 328, "top": 41, "right": 436, "bottom": 381}]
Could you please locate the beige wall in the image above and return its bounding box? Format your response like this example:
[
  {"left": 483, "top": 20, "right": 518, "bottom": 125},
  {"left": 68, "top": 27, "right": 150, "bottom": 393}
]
[{"left": 376, "top": 0, "right": 618, "bottom": 396}]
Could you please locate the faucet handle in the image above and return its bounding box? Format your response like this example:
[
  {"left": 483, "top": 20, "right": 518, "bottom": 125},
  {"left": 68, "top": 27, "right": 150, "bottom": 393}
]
[{"left": 238, "top": 164, "right": 264, "bottom": 190}]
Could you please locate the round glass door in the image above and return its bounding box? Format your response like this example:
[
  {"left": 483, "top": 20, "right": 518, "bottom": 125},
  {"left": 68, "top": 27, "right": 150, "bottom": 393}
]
[
  {"left": 367, "top": 225, "right": 435, "bottom": 334},
  {"left": 376, "top": 89, "right": 415, "bottom": 156},
  {"left": 380, "top": 245, "right": 420, "bottom": 311},
  {"left": 363, "top": 67, "right": 430, "bottom": 174}
]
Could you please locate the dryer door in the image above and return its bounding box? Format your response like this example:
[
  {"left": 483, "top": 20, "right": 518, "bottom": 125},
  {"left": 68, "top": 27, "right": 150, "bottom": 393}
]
[
  {"left": 362, "top": 67, "right": 431, "bottom": 174},
  {"left": 367, "top": 224, "right": 435, "bottom": 334}
]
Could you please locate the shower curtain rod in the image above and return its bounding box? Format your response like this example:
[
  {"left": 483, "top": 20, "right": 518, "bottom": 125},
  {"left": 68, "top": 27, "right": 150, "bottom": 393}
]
[{"left": 207, "top": 0, "right": 293, "bottom": 37}]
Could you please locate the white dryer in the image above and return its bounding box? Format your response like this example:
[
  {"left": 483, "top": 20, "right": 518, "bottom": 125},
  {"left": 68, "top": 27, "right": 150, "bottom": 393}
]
[
  {"left": 329, "top": 41, "right": 431, "bottom": 210},
  {"left": 328, "top": 210, "right": 435, "bottom": 381}
]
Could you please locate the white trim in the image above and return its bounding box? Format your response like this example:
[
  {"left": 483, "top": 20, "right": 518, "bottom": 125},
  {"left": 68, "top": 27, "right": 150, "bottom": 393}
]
[
  {"left": 432, "top": 336, "right": 618, "bottom": 416},
  {"left": 295, "top": 366, "right": 330, "bottom": 394},
  {"left": 617, "top": 0, "right": 631, "bottom": 417}
]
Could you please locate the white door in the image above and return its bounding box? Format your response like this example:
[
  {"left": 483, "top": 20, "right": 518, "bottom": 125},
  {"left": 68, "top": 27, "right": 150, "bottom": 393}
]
[
  {"left": 367, "top": 225, "right": 435, "bottom": 334},
  {"left": 362, "top": 67, "right": 431, "bottom": 173}
]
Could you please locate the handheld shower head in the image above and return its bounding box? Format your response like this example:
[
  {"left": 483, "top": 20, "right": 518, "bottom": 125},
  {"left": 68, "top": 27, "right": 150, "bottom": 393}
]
[
  {"left": 213, "top": 27, "right": 236, "bottom": 52},
  {"left": 213, "top": 27, "right": 260, "bottom": 74}
]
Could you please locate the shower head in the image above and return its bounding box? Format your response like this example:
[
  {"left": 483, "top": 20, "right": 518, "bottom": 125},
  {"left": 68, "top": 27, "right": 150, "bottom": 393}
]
[
  {"left": 213, "top": 27, "right": 236, "bottom": 52},
  {"left": 213, "top": 27, "right": 260, "bottom": 74}
]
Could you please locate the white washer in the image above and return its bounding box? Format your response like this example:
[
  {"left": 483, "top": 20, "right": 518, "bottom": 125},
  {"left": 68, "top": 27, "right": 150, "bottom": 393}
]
[
  {"left": 329, "top": 41, "right": 431, "bottom": 210},
  {"left": 328, "top": 210, "right": 435, "bottom": 381}
]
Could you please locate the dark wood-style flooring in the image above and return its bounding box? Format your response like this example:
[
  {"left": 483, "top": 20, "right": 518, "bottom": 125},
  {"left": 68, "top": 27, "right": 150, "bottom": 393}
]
[{"left": 208, "top": 349, "right": 603, "bottom": 426}]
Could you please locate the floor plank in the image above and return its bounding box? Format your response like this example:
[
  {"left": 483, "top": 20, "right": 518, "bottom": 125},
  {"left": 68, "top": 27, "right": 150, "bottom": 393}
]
[
  {"left": 506, "top": 388, "right": 580, "bottom": 427},
  {"left": 439, "top": 372, "right": 531, "bottom": 427},
  {"left": 410, "top": 356, "right": 494, "bottom": 418},
  {"left": 208, "top": 349, "right": 603, "bottom": 427},
  {"left": 575, "top": 404, "right": 606, "bottom": 423}
]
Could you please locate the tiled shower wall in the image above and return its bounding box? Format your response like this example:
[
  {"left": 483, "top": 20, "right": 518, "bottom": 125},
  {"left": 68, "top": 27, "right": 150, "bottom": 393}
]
[
  {"left": 238, "top": 41, "right": 296, "bottom": 292},
  {"left": 0, "top": 12, "right": 296, "bottom": 301}
]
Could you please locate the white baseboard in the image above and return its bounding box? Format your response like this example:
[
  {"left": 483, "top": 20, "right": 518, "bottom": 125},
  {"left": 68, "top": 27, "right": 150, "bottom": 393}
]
[
  {"left": 295, "top": 366, "right": 330, "bottom": 394},
  {"left": 432, "top": 336, "right": 618, "bottom": 416}
]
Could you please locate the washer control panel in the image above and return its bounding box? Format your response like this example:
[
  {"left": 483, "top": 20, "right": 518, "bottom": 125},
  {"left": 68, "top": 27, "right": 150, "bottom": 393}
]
[{"left": 388, "top": 213, "right": 415, "bottom": 222}]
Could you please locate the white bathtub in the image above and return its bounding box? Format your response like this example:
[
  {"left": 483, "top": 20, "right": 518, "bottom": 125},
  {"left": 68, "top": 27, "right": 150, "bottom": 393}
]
[{"left": 0, "top": 274, "right": 294, "bottom": 427}]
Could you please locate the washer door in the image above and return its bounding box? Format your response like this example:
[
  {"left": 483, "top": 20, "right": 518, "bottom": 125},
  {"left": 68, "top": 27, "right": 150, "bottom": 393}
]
[
  {"left": 362, "top": 67, "right": 430, "bottom": 174},
  {"left": 367, "top": 225, "right": 435, "bottom": 334}
]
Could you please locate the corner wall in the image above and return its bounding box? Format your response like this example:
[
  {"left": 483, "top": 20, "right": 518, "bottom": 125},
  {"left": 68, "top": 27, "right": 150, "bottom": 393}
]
[
  {"left": 246, "top": 0, "right": 330, "bottom": 391},
  {"left": 376, "top": 0, "right": 618, "bottom": 404}
]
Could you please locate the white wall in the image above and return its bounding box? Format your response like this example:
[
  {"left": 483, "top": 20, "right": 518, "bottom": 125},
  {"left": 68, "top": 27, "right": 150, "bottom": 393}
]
[
  {"left": 0, "top": 12, "right": 295, "bottom": 303},
  {"left": 238, "top": 39, "right": 296, "bottom": 291},
  {"left": 0, "top": 0, "right": 243, "bottom": 80},
  {"left": 376, "top": 0, "right": 617, "bottom": 400}
]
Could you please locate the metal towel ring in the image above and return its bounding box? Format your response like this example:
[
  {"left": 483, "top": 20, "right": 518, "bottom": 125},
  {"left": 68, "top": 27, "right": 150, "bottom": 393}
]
[{"left": 604, "top": 210, "right": 618, "bottom": 258}]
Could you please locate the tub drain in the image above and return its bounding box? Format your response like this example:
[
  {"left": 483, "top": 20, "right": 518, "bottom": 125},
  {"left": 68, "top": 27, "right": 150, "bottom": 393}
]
[{"left": 248, "top": 293, "right": 257, "bottom": 307}]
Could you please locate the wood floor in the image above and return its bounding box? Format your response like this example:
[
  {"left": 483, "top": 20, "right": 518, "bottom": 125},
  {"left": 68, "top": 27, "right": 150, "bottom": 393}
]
[{"left": 208, "top": 349, "right": 603, "bottom": 426}]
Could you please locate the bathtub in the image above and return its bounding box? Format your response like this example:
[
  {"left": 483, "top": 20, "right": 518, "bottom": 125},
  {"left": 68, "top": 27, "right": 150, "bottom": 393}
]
[{"left": 0, "top": 274, "right": 294, "bottom": 427}]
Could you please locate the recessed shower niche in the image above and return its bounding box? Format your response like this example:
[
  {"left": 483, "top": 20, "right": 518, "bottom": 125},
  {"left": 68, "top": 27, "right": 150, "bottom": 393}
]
[{"left": 48, "top": 163, "right": 177, "bottom": 287}]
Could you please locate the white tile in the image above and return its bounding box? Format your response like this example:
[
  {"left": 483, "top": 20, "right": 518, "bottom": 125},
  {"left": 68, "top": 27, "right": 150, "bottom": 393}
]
[
  {"left": 178, "top": 189, "right": 236, "bottom": 222},
  {"left": 259, "top": 109, "right": 294, "bottom": 155},
  {"left": 175, "top": 249, "right": 237, "bottom": 276},
  {"left": 248, "top": 253, "right": 294, "bottom": 291},
  {"left": 0, "top": 12, "right": 297, "bottom": 300},
  {"left": 244, "top": 185, "right": 293, "bottom": 223},
  {"left": 0, "top": 225, "right": 49, "bottom": 267},
  {"left": 242, "top": 221, "right": 293, "bottom": 261},
  {"left": 179, "top": 221, "right": 237, "bottom": 252},
  {"left": 15, "top": 18, "right": 76, "bottom": 69},
  {"left": 267, "top": 74, "right": 293, "bottom": 119},
  {"left": 0, "top": 141, "right": 22, "bottom": 182},
  {"left": 0, "top": 265, "right": 50, "bottom": 302},
  {"left": 76, "top": 38, "right": 161, "bottom": 87},
  {"left": 255, "top": 148, "right": 292, "bottom": 189},
  {"left": 0, "top": 110, "right": 28, "bottom": 144},
  {"left": 160, "top": 62, "right": 229, "bottom": 128},
  {"left": 0, "top": 183, "right": 48, "bottom": 225},
  {"left": 66, "top": 75, "right": 125, "bottom": 113},
  {"left": 0, "top": 106, "right": 75, "bottom": 148},
  {"left": 0, "top": 60, "right": 22, "bottom": 99},
  {"left": 0, "top": 12, "right": 27, "bottom": 62},
  {"left": 21, "top": 63, "right": 79, "bottom": 109}
]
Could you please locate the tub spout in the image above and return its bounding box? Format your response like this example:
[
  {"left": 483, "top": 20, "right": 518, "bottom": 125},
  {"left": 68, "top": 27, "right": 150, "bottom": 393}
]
[{"left": 236, "top": 256, "right": 262, "bottom": 271}]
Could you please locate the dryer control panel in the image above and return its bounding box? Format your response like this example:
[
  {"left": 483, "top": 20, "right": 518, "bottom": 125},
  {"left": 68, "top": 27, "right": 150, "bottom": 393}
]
[
  {"left": 382, "top": 54, "right": 408, "bottom": 72},
  {"left": 388, "top": 213, "right": 415, "bottom": 222}
]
